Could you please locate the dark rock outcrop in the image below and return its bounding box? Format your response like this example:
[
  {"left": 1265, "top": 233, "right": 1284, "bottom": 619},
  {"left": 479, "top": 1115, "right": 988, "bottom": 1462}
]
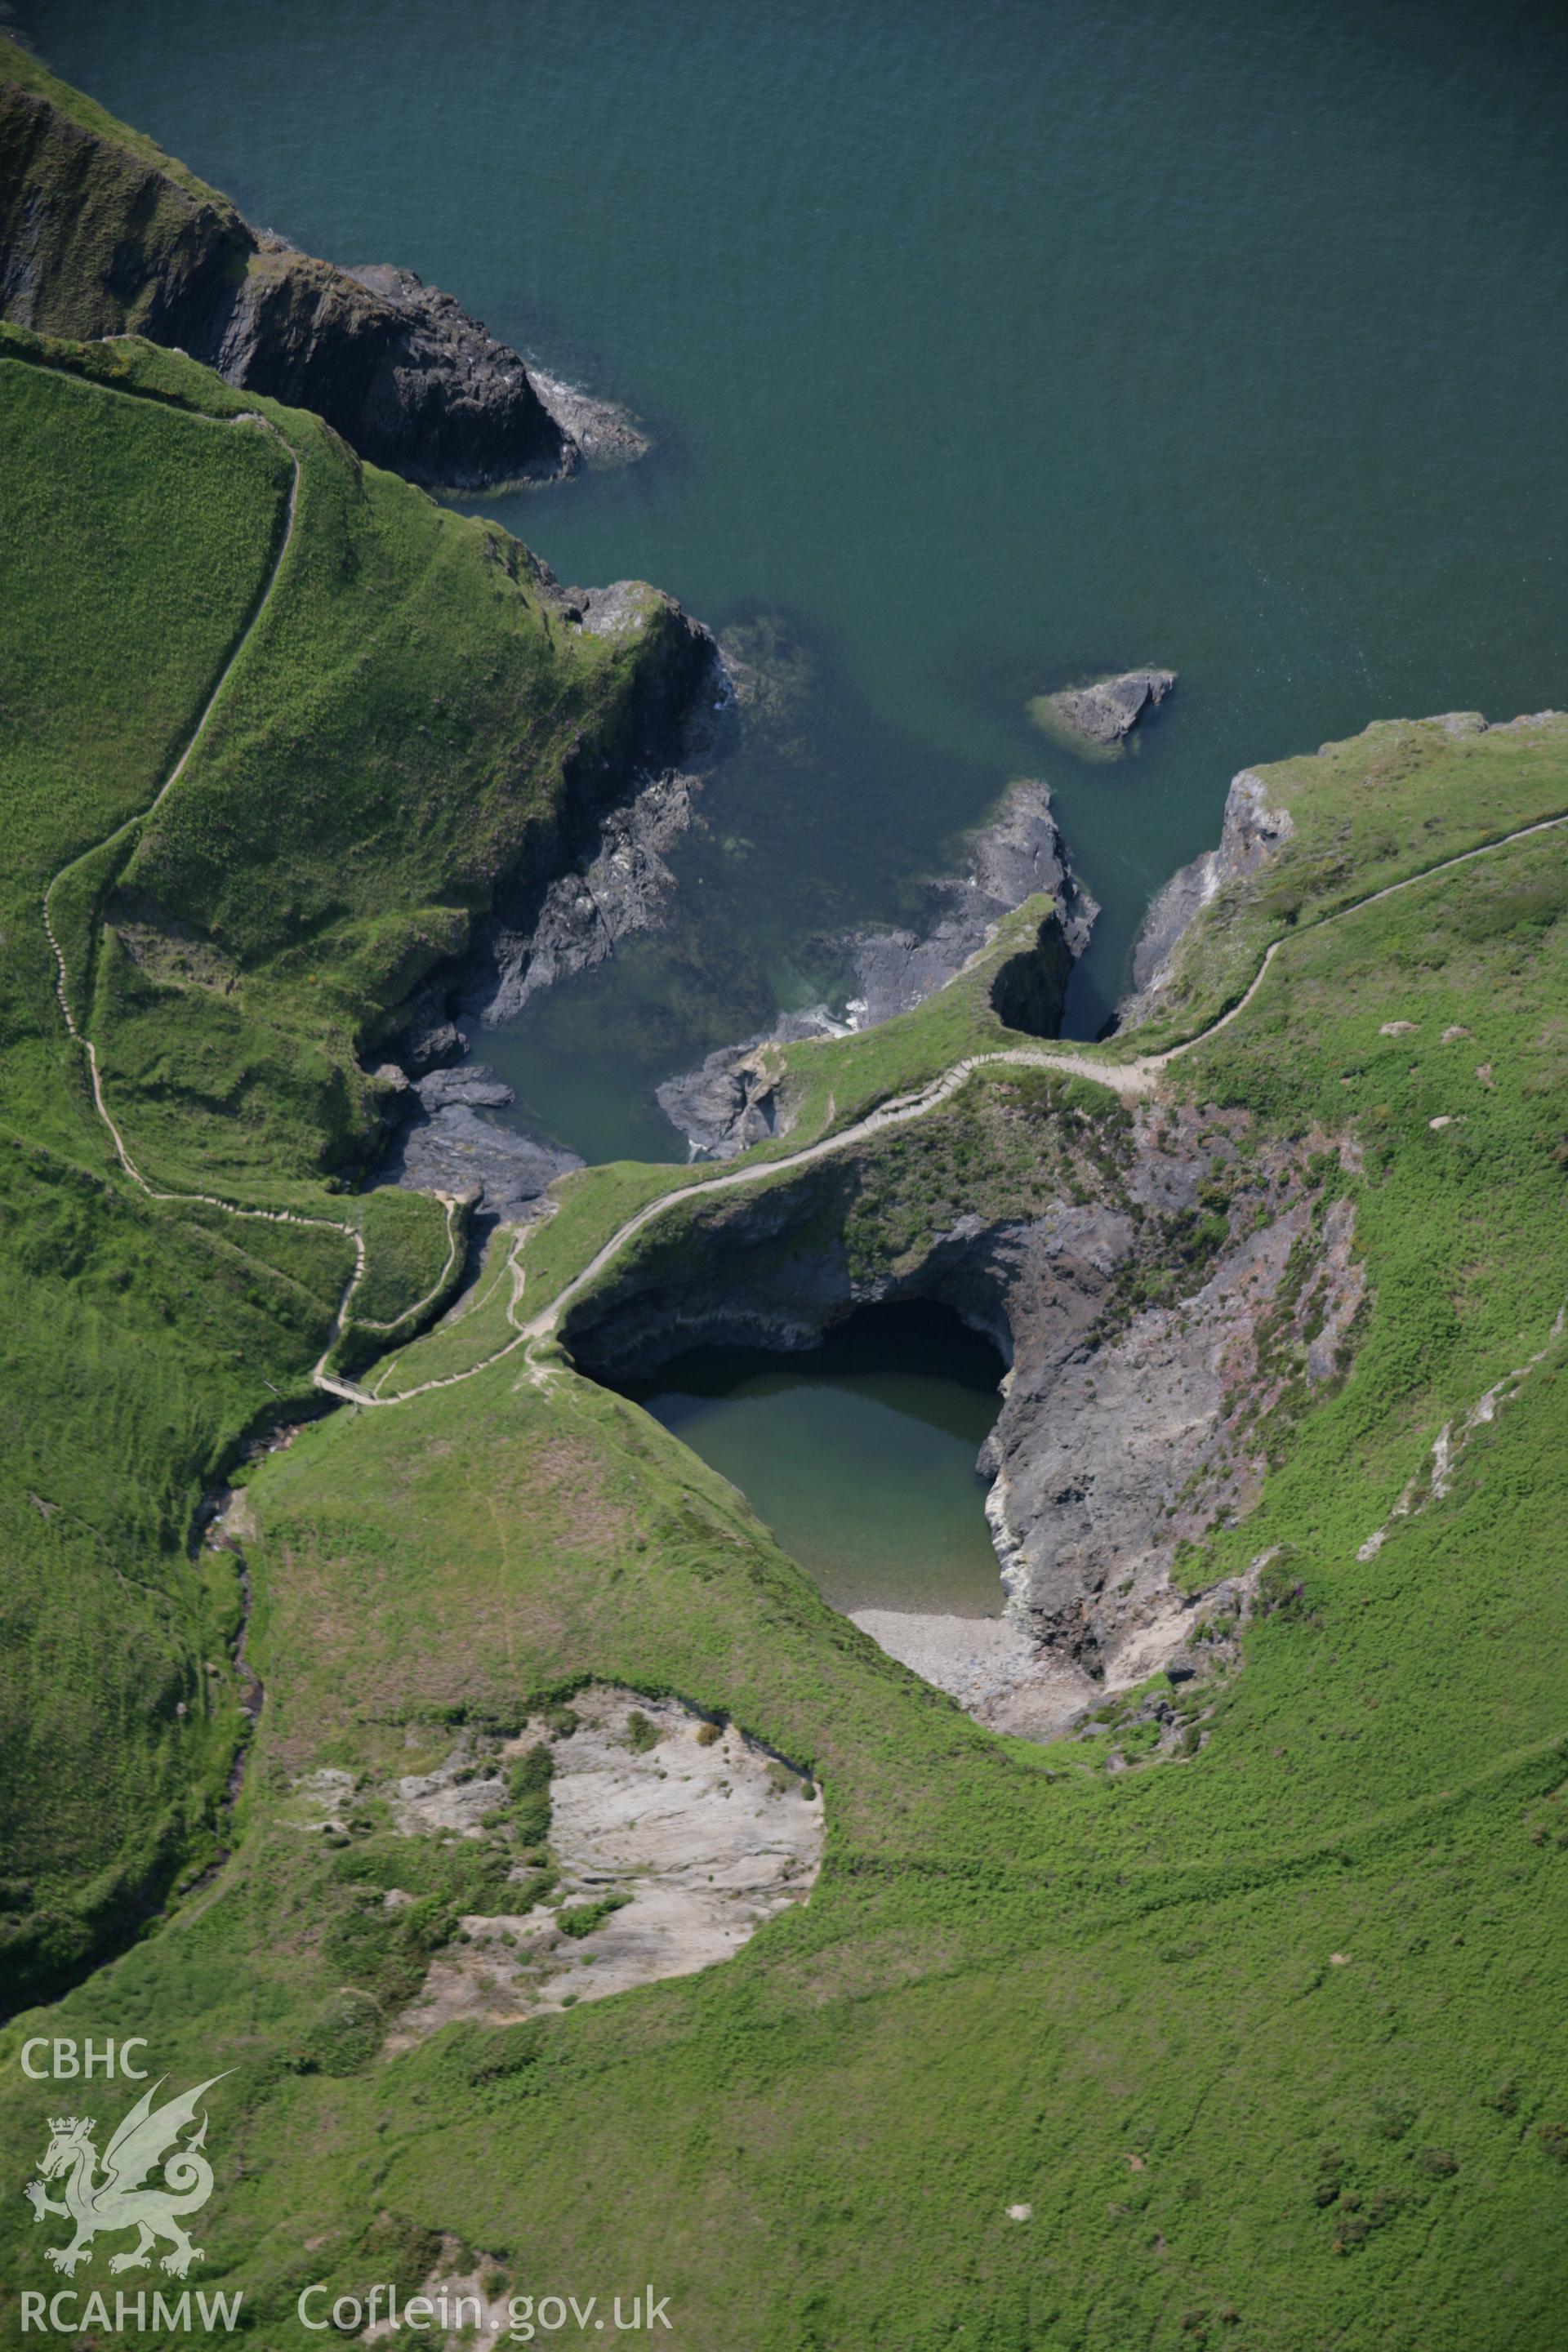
[
  {"left": 379, "top": 1062, "right": 581, "bottom": 1219},
  {"left": 433, "top": 588, "right": 721, "bottom": 1031},
  {"left": 654, "top": 1011, "right": 845, "bottom": 1163},
  {"left": 412, "top": 1065, "right": 515, "bottom": 1113},
  {"left": 480, "top": 770, "right": 701, "bottom": 1026},
  {"left": 400, "top": 1020, "right": 466, "bottom": 1078},
  {"left": 208, "top": 242, "right": 572, "bottom": 488},
  {"left": 657, "top": 779, "right": 1097, "bottom": 1159},
  {"left": 455, "top": 603, "right": 728, "bottom": 1031},
  {"left": 1040, "top": 668, "right": 1175, "bottom": 748},
  {"left": 844, "top": 778, "right": 1096, "bottom": 1028},
  {"left": 0, "top": 72, "right": 641, "bottom": 488}
]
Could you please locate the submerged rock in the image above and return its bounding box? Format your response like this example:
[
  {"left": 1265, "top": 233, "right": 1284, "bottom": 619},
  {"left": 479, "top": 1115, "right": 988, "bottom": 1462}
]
[{"left": 1038, "top": 667, "right": 1176, "bottom": 749}]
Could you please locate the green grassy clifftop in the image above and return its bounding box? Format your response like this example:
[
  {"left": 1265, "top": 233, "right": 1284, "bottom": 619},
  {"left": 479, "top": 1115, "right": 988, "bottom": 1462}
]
[
  {"left": 2, "top": 704, "right": 1561, "bottom": 2350},
  {"left": 0, "top": 323, "right": 705, "bottom": 2003},
  {"left": 2, "top": 204, "right": 1568, "bottom": 2348}
]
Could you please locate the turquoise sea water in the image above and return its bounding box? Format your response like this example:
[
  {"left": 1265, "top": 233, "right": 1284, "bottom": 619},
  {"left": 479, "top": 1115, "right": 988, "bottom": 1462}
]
[
  {"left": 29, "top": 0, "right": 1568, "bottom": 1162},
  {"left": 624, "top": 1304, "right": 1008, "bottom": 1615}
]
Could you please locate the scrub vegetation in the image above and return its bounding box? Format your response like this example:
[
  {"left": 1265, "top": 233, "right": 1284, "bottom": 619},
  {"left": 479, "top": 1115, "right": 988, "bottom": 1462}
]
[{"left": 2, "top": 323, "right": 1568, "bottom": 2351}]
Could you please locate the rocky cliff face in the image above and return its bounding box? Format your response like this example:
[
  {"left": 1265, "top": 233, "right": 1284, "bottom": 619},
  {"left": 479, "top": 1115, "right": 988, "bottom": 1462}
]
[
  {"left": 563, "top": 1079, "right": 1363, "bottom": 1736},
  {"left": 457, "top": 594, "right": 727, "bottom": 1034},
  {"left": 1116, "top": 767, "right": 1295, "bottom": 1031},
  {"left": 478, "top": 770, "right": 702, "bottom": 1027},
  {"left": 203, "top": 240, "right": 572, "bottom": 488},
  {"left": 367, "top": 581, "right": 721, "bottom": 1207},
  {"left": 0, "top": 73, "right": 639, "bottom": 488},
  {"left": 657, "top": 778, "right": 1098, "bottom": 1159},
  {"left": 842, "top": 777, "right": 1097, "bottom": 1027}
]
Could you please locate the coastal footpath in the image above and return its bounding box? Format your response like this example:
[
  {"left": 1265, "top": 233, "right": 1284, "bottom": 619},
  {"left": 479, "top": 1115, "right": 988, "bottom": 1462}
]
[{"left": 2, "top": 43, "right": 1568, "bottom": 2344}]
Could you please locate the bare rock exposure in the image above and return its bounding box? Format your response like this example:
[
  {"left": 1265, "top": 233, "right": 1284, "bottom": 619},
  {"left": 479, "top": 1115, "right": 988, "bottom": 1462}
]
[
  {"left": 377, "top": 1687, "right": 823, "bottom": 2047},
  {"left": 1036, "top": 667, "right": 1176, "bottom": 748}
]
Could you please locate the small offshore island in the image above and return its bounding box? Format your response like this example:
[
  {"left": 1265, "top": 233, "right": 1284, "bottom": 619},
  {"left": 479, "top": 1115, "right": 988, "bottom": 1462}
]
[{"left": 2, "top": 26, "right": 1567, "bottom": 2352}]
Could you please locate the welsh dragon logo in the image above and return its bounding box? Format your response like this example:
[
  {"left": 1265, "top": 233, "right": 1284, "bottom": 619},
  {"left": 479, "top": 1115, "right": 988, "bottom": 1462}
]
[{"left": 24, "top": 2075, "right": 227, "bottom": 2278}]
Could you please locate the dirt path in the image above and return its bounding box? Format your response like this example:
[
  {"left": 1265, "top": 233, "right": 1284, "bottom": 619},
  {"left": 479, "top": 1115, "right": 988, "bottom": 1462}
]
[
  {"left": 42, "top": 412, "right": 1568, "bottom": 1415},
  {"left": 510, "top": 805, "right": 1568, "bottom": 1366},
  {"left": 1139, "top": 804, "right": 1568, "bottom": 1066},
  {"left": 38, "top": 407, "right": 463, "bottom": 1391}
]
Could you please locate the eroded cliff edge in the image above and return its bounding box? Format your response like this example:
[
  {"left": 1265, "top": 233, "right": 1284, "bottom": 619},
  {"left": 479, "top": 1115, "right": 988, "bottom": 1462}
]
[
  {"left": 0, "top": 42, "right": 642, "bottom": 488},
  {"left": 560, "top": 1067, "right": 1365, "bottom": 1740},
  {"left": 561, "top": 706, "right": 1568, "bottom": 1740}
]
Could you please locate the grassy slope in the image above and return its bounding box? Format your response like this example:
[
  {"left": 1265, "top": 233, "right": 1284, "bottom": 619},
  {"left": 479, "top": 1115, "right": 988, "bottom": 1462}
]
[
  {"left": 0, "top": 327, "right": 688, "bottom": 2005},
  {"left": 0, "top": 33, "right": 247, "bottom": 344},
  {"left": 2, "top": 716, "right": 1563, "bottom": 2347},
  {"left": 1120, "top": 715, "right": 1568, "bottom": 1056},
  {"left": 82, "top": 365, "right": 688, "bottom": 1196},
  {"left": 2, "top": 321, "right": 693, "bottom": 1210},
  {"left": 0, "top": 346, "right": 350, "bottom": 1993}
]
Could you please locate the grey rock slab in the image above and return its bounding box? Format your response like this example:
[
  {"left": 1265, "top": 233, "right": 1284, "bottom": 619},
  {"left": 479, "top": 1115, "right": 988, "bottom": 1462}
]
[
  {"left": 383, "top": 1687, "right": 822, "bottom": 2048},
  {"left": 412, "top": 1063, "right": 515, "bottom": 1111},
  {"left": 481, "top": 769, "right": 702, "bottom": 1024},
  {"left": 1047, "top": 668, "right": 1176, "bottom": 746},
  {"left": 381, "top": 1102, "right": 580, "bottom": 1218}
]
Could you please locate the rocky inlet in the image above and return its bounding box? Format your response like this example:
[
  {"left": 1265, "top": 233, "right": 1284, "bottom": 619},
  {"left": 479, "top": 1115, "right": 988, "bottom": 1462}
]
[{"left": 657, "top": 777, "right": 1098, "bottom": 1159}]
